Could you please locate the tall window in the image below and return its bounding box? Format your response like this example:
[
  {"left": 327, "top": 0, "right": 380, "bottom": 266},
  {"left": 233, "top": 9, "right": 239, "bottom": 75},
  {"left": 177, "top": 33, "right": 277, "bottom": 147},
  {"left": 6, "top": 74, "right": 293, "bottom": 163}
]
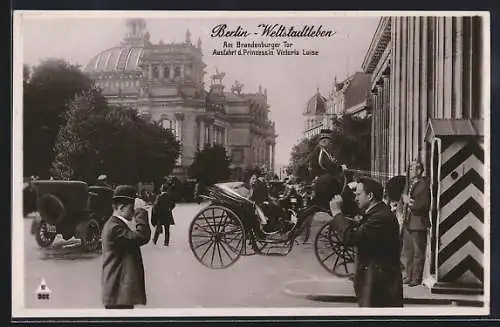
[
  {"left": 174, "top": 66, "right": 181, "bottom": 78},
  {"left": 163, "top": 66, "right": 170, "bottom": 79},
  {"left": 152, "top": 65, "right": 159, "bottom": 79},
  {"left": 205, "top": 126, "right": 210, "bottom": 145}
]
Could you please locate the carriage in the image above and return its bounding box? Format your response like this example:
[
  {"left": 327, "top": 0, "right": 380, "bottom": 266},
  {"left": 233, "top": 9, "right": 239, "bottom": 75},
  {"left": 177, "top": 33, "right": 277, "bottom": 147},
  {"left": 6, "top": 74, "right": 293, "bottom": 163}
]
[
  {"left": 30, "top": 180, "right": 114, "bottom": 252},
  {"left": 188, "top": 181, "right": 357, "bottom": 277}
]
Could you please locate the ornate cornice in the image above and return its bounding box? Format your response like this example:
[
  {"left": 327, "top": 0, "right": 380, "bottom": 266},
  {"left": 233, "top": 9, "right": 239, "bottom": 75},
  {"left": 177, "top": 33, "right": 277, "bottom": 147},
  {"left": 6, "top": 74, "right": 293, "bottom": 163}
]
[{"left": 362, "top": 17, "right": 391, "bottom": 74}]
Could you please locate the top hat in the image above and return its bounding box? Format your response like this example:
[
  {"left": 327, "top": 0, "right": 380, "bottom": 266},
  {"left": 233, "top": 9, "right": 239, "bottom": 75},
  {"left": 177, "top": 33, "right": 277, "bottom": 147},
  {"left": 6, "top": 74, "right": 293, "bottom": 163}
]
[
  {"left": 318, "top": 129, "right": 333, "bottom": 140},
  {"left": 112, "top": 185, "right": 137, "bottom": 202}
]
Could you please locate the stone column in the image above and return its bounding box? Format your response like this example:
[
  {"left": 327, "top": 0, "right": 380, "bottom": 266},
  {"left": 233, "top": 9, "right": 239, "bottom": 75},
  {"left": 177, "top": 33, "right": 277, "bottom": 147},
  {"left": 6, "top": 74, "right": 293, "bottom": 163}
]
[
  {"left": 400, "top": 16, "right": 408, "bottom": 174},
  {"left": 148, "top": 64, "right": 153, "bottom": 79},
  {"left": 181, "top": 64, "right": 185, "bottom": 78},
  {"left": 159, "top": 65, "right": 164, "bottom": 79},
  {"left": 370, "top": 88, "right": 378, "bottom": 177},
  {"left": 175, "top": 113, "right": 185, "bottom": 166},
  {"left": 377, "top": 83, "right": 384, "bottom": 181},
  {"left": 383, "top": 74, "right": 390, "bottom": 179},
  {"left": 210, "top": 124, "right": 214, "bottom": 146},
  {"left": 170, "top": 65, "right": 175, "bottom": 79},
  {"left": 174, "top": 113, "right": 184, "bottom": 142},
  {"left": 199, "top": 119, "right": 205, "bottom": 149}
]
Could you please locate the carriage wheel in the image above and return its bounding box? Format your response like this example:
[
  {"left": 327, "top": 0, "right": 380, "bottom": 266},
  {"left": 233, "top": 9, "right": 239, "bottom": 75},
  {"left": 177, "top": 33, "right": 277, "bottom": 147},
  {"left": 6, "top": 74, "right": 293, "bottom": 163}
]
[
  {"left": 314, "top": 221, "right": 355, "bottom": 278},
  {"left": 189, "top": 205, "right": 245, "bottom": 269}
]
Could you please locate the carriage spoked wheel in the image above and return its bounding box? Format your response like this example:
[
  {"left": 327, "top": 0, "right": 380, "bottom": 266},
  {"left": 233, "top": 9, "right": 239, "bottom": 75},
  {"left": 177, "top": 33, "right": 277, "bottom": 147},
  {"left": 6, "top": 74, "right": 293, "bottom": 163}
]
[
  {"left": 314, "top": 221, "right": 356, "bottom": 278},
  {"left": 189, "top": 205, "right": 245, "bottom": 269}
]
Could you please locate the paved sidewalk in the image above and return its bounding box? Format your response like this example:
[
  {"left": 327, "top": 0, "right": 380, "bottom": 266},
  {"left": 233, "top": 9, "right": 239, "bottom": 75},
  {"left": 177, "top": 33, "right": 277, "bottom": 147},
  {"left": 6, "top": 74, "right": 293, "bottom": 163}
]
[{"left": 282, "top": 278, "right": 484, "bottom": 306}]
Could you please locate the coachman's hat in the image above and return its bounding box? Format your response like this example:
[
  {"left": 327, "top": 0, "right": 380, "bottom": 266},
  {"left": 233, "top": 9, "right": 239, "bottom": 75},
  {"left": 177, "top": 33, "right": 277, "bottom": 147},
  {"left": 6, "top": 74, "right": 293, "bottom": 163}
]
[{"left": 112, "top": 185, "right": 137, "bottom": 202}]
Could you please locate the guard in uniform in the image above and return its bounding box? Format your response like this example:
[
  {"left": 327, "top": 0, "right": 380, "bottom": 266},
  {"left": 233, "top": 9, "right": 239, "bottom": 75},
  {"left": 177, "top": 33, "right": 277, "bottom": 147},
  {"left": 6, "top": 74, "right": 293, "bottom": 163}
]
[{"left": 401, "top": 161, "right": 431, "bottom": 287}]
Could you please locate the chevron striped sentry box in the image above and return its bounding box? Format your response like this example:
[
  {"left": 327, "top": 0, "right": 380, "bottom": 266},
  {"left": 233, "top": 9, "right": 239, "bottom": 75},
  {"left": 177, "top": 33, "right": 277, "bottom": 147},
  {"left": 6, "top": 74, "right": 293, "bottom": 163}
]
[{"left": 425, "top": 119, "right": 485, "bottom": 295}]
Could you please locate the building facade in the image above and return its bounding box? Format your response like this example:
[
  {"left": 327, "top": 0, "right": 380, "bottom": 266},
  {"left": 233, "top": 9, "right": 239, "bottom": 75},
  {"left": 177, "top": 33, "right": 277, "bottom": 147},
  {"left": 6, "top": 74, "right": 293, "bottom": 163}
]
[
  {"left": 302, "top": 74, "right": 371, "bottom": 140},
  {"left": 83, "top": 19, "right": 277, "bottom": 180},
  {"left": 302, "top": 89, "right": 327, "bottom": 139},
  {"left": 363, "top": 16, "right": 486, "bottom": 292},
  {"left": 325, "top": 72, "right": 371, "bottom": 122}
]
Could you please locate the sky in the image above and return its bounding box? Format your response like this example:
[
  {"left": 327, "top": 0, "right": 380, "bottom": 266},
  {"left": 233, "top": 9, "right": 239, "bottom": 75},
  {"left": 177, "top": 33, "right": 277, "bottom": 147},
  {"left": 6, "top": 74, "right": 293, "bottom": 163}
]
[{"left": 18, "top": 12, "right": 380, "bottom": 166}]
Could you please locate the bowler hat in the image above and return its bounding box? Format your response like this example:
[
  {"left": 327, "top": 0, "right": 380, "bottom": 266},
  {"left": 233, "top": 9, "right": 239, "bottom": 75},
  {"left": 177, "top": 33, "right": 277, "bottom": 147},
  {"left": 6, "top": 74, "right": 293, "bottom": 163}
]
[{"left": 112, "top": 185, "right": 137, "bottom": 202}]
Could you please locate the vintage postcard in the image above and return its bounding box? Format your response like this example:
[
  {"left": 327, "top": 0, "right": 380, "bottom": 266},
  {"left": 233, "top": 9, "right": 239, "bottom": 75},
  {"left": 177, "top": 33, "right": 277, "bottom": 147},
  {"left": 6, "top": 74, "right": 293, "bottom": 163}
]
[{"left": 12, "top": 11, "right": 490, "bottom": 318}]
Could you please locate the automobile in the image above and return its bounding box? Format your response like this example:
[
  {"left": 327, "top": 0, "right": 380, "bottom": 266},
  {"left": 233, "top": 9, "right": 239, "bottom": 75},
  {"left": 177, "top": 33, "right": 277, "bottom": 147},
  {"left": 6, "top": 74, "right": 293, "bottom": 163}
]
[{"left": 31, "top": 180, "right": 113, "bottom": 252}]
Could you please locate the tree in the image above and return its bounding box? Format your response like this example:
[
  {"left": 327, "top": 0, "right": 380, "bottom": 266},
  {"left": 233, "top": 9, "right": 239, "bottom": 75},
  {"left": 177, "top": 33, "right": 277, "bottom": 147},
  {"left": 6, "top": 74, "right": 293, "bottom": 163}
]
[
  {"left": 24, "top": 59, "right": 94, "bottom": 178},
  {"left": 287, "top": 135, "right": 319, "bottom": 182},
  {"left": 51, "top": 90, "right": 180, "bottom": 185},
  {"left": 188, "top": 145, "right": 231, "bottom": 186},
  {"left": 329, "top": 115, "right": 371, "bottom": 172},
  {"left": 287, "top": 115, "right": 371, "bottom": 181}
]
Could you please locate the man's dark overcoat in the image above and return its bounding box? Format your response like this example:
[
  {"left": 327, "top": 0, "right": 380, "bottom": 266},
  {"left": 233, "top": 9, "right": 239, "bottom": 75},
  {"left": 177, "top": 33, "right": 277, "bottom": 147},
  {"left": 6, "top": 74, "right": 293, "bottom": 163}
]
[
  {"left": 151, "top": 192, "right": 176, "bottom": 227},
  {"left": 101, "top": 208, "right": 151, "bottom": 307},
  {"left": 330, "top": 202, "right": 404, "bottom": 307}
]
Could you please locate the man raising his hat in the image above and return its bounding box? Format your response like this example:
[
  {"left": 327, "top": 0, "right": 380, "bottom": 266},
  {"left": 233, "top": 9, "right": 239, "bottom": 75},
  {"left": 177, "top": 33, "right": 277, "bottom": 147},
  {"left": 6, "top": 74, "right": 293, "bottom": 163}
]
[{"left": 101, "top": 185, "right": 151, "bottom": 309}]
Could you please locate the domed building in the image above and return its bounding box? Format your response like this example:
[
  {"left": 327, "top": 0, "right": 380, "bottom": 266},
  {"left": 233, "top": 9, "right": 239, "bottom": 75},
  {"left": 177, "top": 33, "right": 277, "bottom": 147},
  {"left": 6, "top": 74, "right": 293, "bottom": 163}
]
[
  {"left": 84, "top": 18, "right": 277, "bottom": 180},
  {"left": 303, "top": 88, "right": 327, "bottom": 139}
]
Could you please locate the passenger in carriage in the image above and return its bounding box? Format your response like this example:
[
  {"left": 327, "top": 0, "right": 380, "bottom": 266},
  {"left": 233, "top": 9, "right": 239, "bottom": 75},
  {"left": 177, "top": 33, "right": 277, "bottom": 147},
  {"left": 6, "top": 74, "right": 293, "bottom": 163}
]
[{"left": 248, "top": 172, "right": 286, "bottom": 233}]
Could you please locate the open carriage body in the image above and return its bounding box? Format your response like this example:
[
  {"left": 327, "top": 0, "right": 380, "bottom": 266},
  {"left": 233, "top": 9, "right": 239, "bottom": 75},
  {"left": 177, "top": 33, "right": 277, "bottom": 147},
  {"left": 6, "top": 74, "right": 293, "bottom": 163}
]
[{"left": 188, "top": 182, "right": 356, "bottom": 277}]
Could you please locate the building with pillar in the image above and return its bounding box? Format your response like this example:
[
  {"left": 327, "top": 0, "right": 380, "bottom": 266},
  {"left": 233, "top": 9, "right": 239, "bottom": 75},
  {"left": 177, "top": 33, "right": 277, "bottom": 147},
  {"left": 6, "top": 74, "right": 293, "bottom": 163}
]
[
  {"left": 325, "top": 72, "right": 371, "bottom": 127},
  {"left": 363, "top": 15, "right": 487, "bottom": 294},
  {"left": 302, "top": 89, "right": 327, "bottom": 140},
  {"left": 302, "top": 74, "right": 371, "bottom": 140},
  {"left": 84, "top": 18, "right": 277, "bottom": 180}
]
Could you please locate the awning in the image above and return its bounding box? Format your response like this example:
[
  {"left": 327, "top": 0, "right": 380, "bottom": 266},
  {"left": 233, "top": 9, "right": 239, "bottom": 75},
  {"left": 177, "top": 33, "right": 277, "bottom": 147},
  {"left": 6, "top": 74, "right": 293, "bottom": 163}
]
[{"left": 425, "top": 119, "right": 484, "bottom": 142}]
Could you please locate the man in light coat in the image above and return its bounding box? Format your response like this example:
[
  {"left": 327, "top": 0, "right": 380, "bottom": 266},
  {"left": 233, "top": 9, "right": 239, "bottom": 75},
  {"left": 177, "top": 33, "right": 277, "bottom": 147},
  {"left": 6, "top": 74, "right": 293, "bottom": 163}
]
[{"left": 101, "top": 185, "right": 151, "bottom": 309}]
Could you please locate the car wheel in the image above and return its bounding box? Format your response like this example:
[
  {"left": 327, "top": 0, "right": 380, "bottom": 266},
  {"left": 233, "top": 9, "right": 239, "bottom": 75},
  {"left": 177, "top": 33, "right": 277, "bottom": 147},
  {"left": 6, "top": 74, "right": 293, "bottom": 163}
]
[
  {"left": 34, "top": 220, "right": 57, "bottom": 248},
  {"left": 79, "top": 219, "right": 101, "bottom": 252}
]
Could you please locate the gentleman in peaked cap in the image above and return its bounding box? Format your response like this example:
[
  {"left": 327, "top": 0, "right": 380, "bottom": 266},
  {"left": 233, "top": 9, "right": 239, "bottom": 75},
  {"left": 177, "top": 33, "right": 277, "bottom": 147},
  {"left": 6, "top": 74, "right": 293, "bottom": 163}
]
[{"left": 101, "top": 185, "right": 151, "bottom": 309}]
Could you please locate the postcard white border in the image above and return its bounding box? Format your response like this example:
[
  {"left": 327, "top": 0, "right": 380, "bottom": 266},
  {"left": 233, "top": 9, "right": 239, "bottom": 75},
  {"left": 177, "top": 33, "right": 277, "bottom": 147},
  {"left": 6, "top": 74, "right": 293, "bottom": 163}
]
[{"left": 12, "top": 10, "right": 491, "bottom": 319}]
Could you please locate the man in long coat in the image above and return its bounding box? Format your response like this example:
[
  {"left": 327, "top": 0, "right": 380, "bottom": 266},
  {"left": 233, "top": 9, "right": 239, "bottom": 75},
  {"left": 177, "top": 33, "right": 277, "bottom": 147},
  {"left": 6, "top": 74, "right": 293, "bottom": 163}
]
[
  {"left": 151, "top": 184, "right": 176, "bottom": 246},
  {"left": 401, "top": 161, "right": 431, "bottom": 287},
  {"left": 329, "top": 176, "right": 403, "bottom": 307},
  {"left": 101, "top": 185, "right": 151, "bottom": 309}
]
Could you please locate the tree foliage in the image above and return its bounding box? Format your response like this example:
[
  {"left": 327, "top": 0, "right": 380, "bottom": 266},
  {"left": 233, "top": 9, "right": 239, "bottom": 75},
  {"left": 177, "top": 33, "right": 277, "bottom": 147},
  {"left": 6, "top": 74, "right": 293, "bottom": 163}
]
[
  {"left": 188, "top": 145, "right": 231, "bottom": 186},
  {"left": 51, "top": 90, "right": 180, "bottom": 185},
  {"left": 23, "top": 59, "right": 94, "bottom": 178},
  {"left": 287, "top": 115, "right": 371, "bottom": 181}
]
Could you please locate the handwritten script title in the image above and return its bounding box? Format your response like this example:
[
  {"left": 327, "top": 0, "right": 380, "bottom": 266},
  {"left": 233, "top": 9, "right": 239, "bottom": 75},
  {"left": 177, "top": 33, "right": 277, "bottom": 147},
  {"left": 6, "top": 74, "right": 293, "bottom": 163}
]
[{"left": 211, "top": 24, "right": 336, "bottom": 38}]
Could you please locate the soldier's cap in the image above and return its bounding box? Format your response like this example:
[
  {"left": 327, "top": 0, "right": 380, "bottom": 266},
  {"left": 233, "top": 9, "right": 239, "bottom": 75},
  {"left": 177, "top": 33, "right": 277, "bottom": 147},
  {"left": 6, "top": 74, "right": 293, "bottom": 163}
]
[
  {"left": 112, "top": 185, "right": 137, "bottom": 202},
  {"left": 98, "top": 174, "right": 107, "bottom": 181},
  {"left": 318, "top": 129, "right": 333, "bottom": 140}
]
